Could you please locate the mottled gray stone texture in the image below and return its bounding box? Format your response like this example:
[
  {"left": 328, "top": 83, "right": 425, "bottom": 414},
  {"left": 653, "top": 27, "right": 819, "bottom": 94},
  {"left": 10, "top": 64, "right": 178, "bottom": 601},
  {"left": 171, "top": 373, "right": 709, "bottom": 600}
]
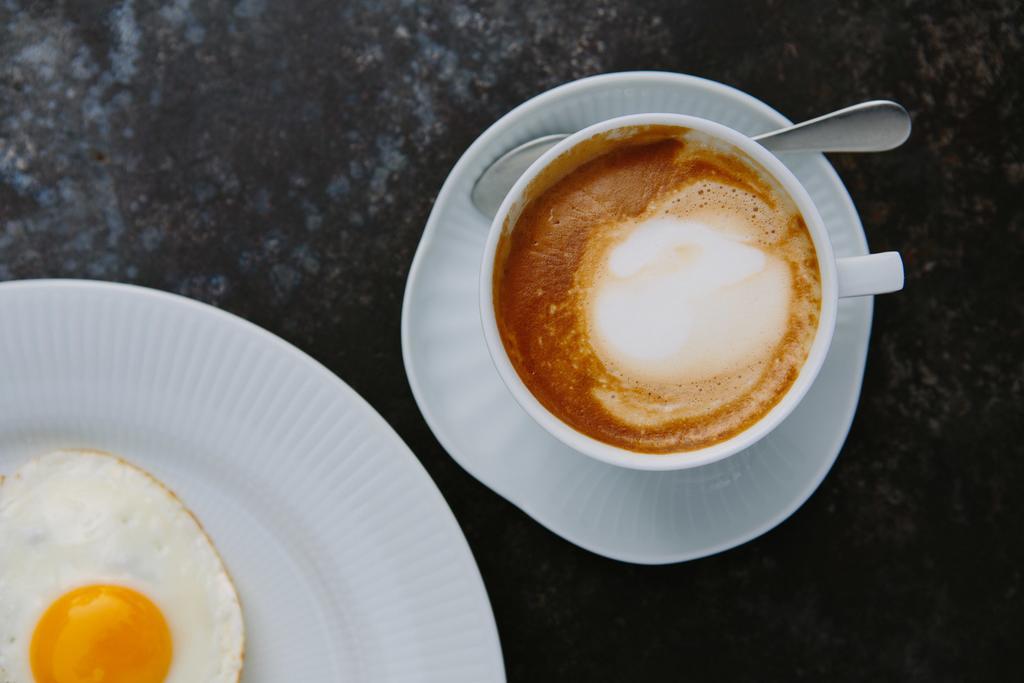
[{"left": 1, "top": 0, "right": 1021, "bottom": 680}]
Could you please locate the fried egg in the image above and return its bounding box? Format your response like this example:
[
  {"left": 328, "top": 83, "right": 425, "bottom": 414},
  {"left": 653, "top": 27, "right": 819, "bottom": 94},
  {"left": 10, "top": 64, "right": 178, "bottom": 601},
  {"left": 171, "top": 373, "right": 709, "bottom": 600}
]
[{"left": 0, "top": 450, "right": 244, "bottom": 683}]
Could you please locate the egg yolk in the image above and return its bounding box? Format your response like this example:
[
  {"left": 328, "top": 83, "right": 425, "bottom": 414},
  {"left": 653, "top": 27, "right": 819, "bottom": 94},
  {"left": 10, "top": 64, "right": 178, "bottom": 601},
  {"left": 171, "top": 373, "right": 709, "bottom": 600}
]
[{"left": 30, "top": 584, "right": 173, "bottom": 683}]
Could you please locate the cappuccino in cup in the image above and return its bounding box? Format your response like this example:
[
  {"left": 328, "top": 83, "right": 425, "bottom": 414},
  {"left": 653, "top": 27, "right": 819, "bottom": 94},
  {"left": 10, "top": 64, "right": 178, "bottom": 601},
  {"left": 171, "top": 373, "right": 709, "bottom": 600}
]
[{"left": 491, "top": 125, "right": 822, "bottom": 454}]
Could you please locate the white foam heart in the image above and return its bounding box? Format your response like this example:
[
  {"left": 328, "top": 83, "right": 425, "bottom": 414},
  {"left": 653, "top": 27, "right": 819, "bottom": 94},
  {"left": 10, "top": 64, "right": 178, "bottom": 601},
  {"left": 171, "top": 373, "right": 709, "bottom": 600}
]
[{"left": 591, "top": 217, "right": 789, "bottom": 381}]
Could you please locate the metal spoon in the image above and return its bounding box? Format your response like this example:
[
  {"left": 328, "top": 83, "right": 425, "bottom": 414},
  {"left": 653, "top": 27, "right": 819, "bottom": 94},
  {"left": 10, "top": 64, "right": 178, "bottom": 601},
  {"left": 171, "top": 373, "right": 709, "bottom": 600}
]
[{"left": 470, "top": 100, "right": 911, "bottom": 218}]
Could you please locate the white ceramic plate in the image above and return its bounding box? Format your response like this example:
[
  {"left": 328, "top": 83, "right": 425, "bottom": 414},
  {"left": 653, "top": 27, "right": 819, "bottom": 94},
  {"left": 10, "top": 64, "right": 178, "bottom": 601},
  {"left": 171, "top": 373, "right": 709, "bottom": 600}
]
[
  {"left": 0, "top": 280, "right": 505, "bottom": 682},
  {"left": 402, "top": 71, "right": 874, "bottom": 564}
]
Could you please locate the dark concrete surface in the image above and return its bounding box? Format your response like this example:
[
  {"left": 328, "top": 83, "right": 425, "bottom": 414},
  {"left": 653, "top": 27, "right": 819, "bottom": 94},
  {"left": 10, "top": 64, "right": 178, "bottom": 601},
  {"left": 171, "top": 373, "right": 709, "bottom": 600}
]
[{"left": 1, "top": 0, "right": 1021, "bottom": 680}]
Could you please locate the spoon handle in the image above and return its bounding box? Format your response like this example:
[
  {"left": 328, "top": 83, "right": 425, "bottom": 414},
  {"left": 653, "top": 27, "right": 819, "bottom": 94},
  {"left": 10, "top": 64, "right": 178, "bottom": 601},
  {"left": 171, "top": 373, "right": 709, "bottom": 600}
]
[{"left": 753, "top": 100, "right": 911, "bottom": 153}]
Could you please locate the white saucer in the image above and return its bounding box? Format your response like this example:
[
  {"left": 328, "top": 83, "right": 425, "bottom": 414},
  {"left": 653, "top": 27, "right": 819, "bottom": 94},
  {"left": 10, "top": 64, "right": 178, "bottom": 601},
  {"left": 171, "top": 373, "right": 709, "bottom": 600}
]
[
  {"left": 401, "top": 72, "right": 874, "bottom": 564},
  {"left": 0, "top": 280, "right": 504, "bottom": 682}
]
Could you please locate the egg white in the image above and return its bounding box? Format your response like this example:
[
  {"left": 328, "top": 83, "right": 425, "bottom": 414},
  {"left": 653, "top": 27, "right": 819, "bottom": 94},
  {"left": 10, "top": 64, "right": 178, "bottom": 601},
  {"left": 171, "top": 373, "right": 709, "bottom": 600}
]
[{"left": 0, "top": 450, "right": 244, "bottom": 683}]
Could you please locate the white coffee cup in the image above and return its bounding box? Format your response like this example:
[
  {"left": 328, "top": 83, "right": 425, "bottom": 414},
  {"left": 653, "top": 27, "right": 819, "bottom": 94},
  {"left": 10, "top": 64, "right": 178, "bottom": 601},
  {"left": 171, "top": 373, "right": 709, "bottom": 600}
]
[{"left": 479, "top": 113, "right": 904, "bottom": 471}]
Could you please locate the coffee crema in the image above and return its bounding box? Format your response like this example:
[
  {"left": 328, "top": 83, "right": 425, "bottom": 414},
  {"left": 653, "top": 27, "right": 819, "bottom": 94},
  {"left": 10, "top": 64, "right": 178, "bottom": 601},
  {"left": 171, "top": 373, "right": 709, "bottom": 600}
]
[{"left": 493, "top": 125, "right": 822, "bottom": 454}]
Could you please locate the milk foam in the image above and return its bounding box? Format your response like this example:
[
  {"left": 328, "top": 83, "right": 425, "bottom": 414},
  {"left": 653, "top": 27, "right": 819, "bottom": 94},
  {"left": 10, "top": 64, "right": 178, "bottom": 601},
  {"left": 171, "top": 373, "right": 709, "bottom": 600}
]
[{"left": 590, "top": 216, "right": 790, "bottom": 383}]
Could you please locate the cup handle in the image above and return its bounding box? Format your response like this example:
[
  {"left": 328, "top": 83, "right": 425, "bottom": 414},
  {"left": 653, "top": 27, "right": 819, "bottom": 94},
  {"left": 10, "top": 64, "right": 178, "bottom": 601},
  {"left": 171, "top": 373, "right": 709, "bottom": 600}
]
[{"left": 836, "top": 252, "right": 904, "bottom": 298}]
